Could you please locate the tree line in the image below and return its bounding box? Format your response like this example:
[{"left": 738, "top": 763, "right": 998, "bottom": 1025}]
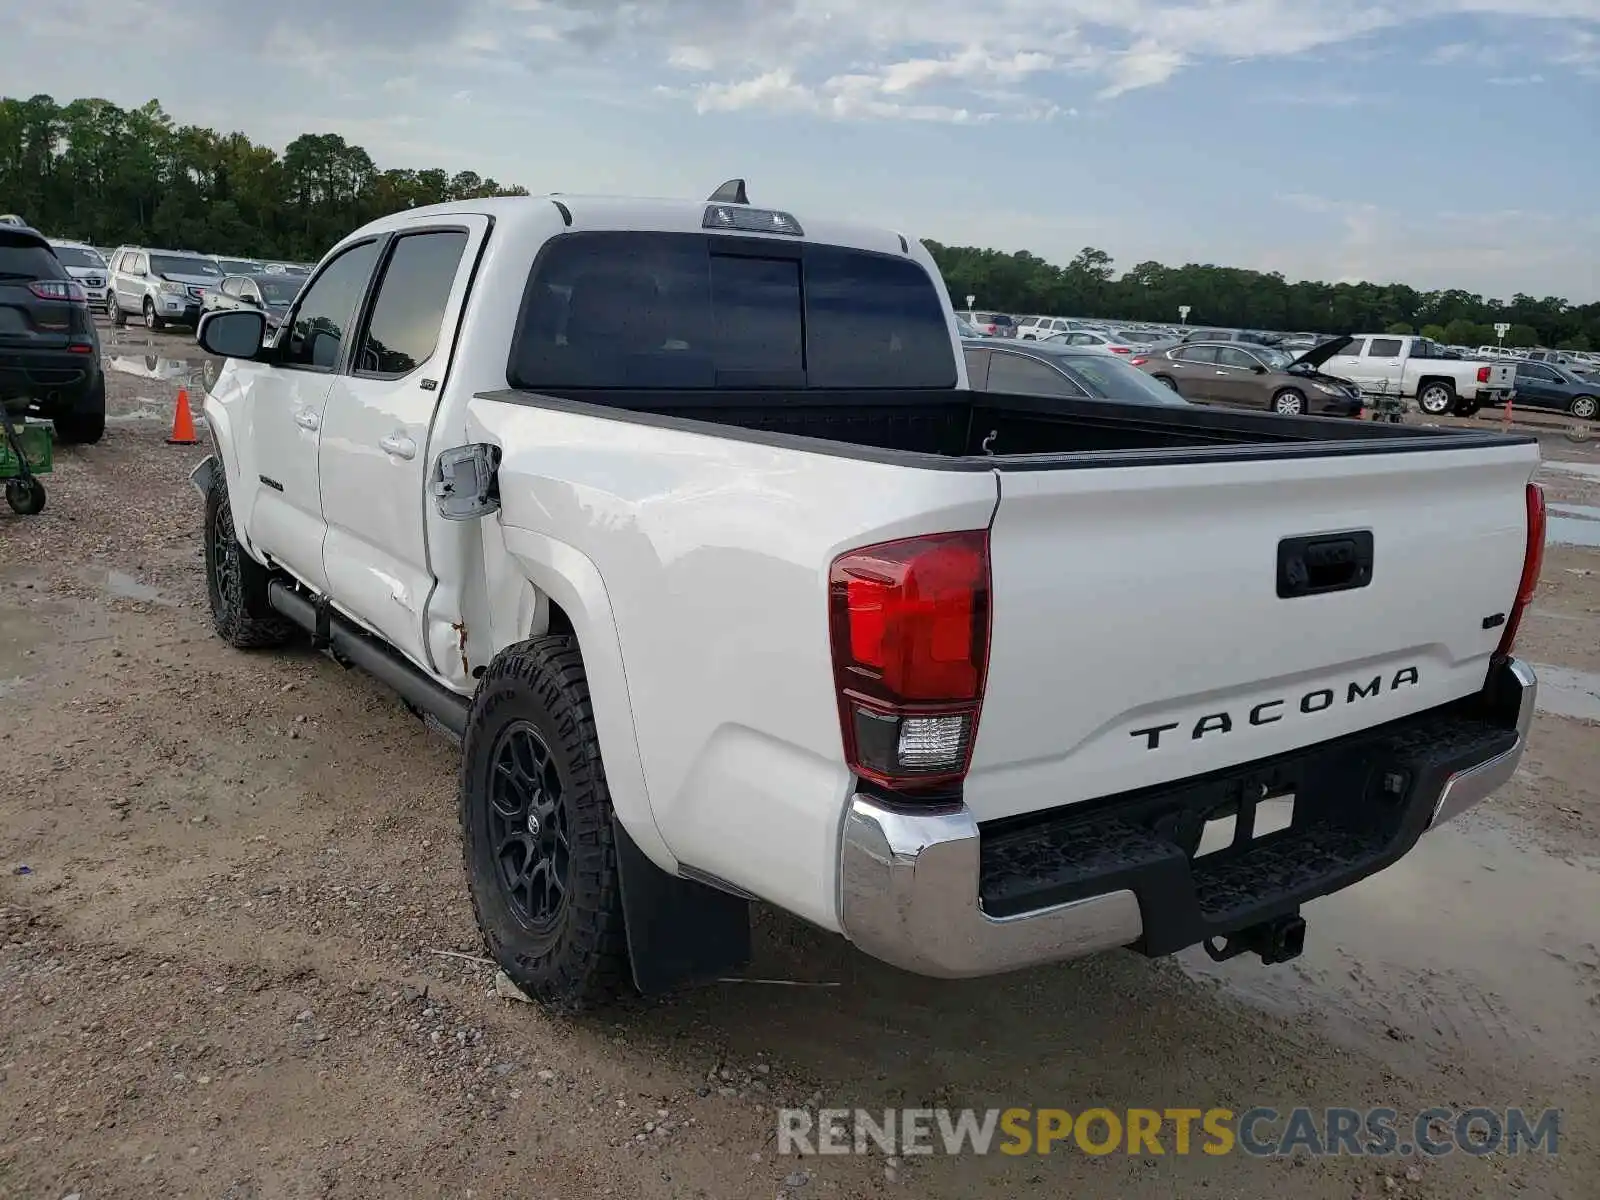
[{"left": 2, "top": 93, "right": 1593, "bottom": 350}]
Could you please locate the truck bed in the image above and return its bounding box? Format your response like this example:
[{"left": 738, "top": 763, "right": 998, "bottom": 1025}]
[{"left": 478, "top": 386, "right": 1530, "bottom": 468}]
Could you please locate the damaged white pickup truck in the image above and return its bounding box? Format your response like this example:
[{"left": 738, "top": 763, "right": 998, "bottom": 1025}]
[{"left": 192, "top": 182, "right": 1544, "bottom": 1008}]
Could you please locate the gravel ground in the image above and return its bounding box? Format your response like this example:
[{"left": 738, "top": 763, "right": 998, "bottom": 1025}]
[{"left": 1, "top": 326, "right": 1596, "bottom": 1199}]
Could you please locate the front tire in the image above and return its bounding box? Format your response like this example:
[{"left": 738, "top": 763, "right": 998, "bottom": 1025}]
[
  {"left": 1570, "top": 395, "right": 1598, "bottom": 420},
  {"left": 111, "top": 296, "right": 127, "bottom": 327},
  {"left": 204, "top": 478, "right": 292, "bottom": 649},
  {"left": 1417, "top": 382, "right": 1455, "bottom": 416},
  {"left": 143, "top": 298, "right": 166, "bottom": 331},
  {"left": 1272, "top": 388, "right": 1306, "bottom": 415},
  {"left": 460, "top": 636, "right": 630, "bottom": 1010}
]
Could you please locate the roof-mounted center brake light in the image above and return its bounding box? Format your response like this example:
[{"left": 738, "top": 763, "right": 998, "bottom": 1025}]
[{"left": 704, "top": 205, "right": 804, "bottom": 237}]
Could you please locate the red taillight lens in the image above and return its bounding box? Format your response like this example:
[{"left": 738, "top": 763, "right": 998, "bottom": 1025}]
[
  {"left": 1129, "top": 356, "right": 1148, "bottom": 366},
  {"left": 829, "top": 530, "right": 991, "bottom": 791},
  {"left": 28, "top": 279, "right": 87, "bottom": 304},
  {"left": 1495, "top": 482, "right": 1546, "bottom": 659},
  {"left": 1111, "top": 345, "right": 1131, "bottom": 354},
  {"left": 1477, "top": 366, "right": 1491, "bottom": 384}
]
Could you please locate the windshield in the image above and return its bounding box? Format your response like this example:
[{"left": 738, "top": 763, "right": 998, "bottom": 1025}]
[
  {"left": 258, "top": 277, "right": 304, "bottom": 305},
  {"left": 216, "top": 257, "right": 263, "bottom": 274},
  {"left": 52, "top": 245, "right": 105, "bottom": 269},
  {"left": 151, "top": 254, "right": 222, "bottom": 279},
  {"left": 1061, "top": 353, "right": 1189, "bottom": 405}
]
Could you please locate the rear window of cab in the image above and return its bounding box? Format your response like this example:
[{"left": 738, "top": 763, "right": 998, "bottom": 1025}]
[{"left": 508, "top": 232, "right": 959, "bottom": 390}]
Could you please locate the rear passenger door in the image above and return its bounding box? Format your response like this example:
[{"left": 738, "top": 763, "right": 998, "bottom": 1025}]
[{"left": 318, "top": 220, "right": 485, "bottom": 671}]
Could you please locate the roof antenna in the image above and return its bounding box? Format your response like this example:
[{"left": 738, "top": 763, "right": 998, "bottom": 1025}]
[{"left": 708, "top": 179, "right": 749, "bottom": 205}]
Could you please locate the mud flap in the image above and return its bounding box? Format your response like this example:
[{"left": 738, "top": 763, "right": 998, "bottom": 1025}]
[{"left": 614, "top": 819, "right": 751, "bottom": 995}]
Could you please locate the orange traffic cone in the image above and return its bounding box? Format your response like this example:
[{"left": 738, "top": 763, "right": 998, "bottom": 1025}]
[{"left": 167, "top": 386, "right": 199, "bottom": 445}]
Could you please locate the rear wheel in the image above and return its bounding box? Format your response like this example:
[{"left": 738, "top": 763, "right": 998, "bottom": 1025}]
[
  {"left": 111, "top": 295, "right": 127, "bottom": 327},
  {"left": 53, "top": 375, "right": 106, "bottom": 445},
  {"left": 1154, "top": 375, "right": 1179, "bottom": 392},
  {"left": 1272, "top": 388, "right": 1306, "bottom": 415},
  {"left": 1570, "top": 395, "right": 1597, "bottom": 420},
  {"left": 143, "top": 298, "right": 165, "bottom": 332},
  {"left": 460, "top": 636, "right": 630, "bottom": 1011},
  {"left": 1417, "top": 382, "right": 1455, "bottom": 416}
]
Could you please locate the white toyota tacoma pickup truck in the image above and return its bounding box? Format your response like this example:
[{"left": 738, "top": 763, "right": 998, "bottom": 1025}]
[{"left": 192, "top": 183, "right": 1545, "bottom": 1008}]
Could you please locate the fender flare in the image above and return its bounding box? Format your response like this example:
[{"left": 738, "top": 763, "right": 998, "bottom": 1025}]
[
  {"left": 198, "top": 398, "right": 266, "bottom": 564},
  {"left": 498, "top": 524, "right": 677, "bottom": 873}
]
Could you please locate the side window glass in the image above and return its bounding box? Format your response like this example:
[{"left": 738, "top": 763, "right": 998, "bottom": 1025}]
[
  {"left": 1218, "top": 347, "right": 1257, "bottom": 369},
  {"left": 963, "top": 347, "right": 989, "bottom": 388},
  {"left": 356, "top": 230, "right": 470, "bottom": 376},
  {"left": 1182, "top": 345, "right": 1219, "bottom": 364},
  {"left": 281, "top": 239, "right": 382, "bottom": 371},
  {"left": 221, "top": 278, "right": 240, "bottom": 297},
  {"left": 1342, "top": 339, "right": 1365, "bottom": 357},
  {"left": 986, "top": 352, "right": 1079, "bottom": 397},
  {"left": 1367, "top": 338, "right": 1403, "bottom": 357}
]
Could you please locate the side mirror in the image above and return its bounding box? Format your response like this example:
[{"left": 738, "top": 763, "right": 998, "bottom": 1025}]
[{"left": 198, "top": 308, "right": 266, "bottom": 359}]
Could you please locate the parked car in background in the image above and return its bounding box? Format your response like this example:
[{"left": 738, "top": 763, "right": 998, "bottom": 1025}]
[
  {"left": 107, "top": 247, "right": 224, "bottom": 330},
  {"left": 201, "top": 272, "right": 306, "bottom": 336},
  {"left": 1138, "top": 338, "right": 1363, "bottom": 416},
  {"left": 212, "top": 255, "right": 266, "bottom": 275},
  {"left": 963, "top": 337, "right": 1188, "bottom": 406},
  {"left": 47, "top": 239, "right": 111, "bottom": 311},
  {"left": 1324, "top": 335, "right": 1515, "bottom": 417},
  {"left": 954, "top": 310, "right": 1016, "bottom": 338},
  {"left": 955, "top": 316, "right": 982, "bottom": 338},
  {"left": 1015, "top": 315, "right": 1096, "bottom": 340},
  {"left": 0, "top": 222, "right": 105, "bottom": 443},
  {"left": 0, "top": 214, "right": 27, "bottom": 227},
  {"left": 1509, "top": 360, "right": 1599, "bottom": 419},
  {"left": 1039, "top": 329, "right": 1140, "bottom": 355}
]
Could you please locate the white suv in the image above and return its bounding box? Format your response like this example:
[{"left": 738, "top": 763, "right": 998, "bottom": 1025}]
[
  {"left": 48, "top": 240, "right": 111, "bottom": 311},
  {"left": 107, "top": 246, "right": 225, "bottom": 330}
]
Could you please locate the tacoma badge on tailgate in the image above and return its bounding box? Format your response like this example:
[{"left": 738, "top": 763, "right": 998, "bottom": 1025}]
[{"left": 1129, "top": 667, "right": 1421, "bottom": 750}]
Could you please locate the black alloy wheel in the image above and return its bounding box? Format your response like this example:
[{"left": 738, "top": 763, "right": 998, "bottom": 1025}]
[{"left": 487, "top": 721, "right": 571, "bottom": 934}]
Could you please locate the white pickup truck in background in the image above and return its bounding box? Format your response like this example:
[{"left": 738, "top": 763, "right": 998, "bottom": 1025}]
[
  {"left": 1325, "top": 334, "right": 1517, "bottom": 416},
  {"left": 192, "top": 182, "right": 1545, "bottom": 1009}
]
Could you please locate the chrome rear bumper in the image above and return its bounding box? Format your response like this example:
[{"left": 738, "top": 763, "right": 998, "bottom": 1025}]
[{"left": 838, "top": 659, "right": 1536, "bottom": 980}]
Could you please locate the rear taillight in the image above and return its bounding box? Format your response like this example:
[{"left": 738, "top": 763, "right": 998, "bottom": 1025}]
[
  {"left": 829, "top": 530, "right": 991, "bottom": 792},
  {"left": 1129, "top": 356, "right": 1148, "bottom": 366},
  {"left": 1477, "top": 366, "right": 1491, "bottom": 384},
  {"left": 1111, "top": 346, "right": 1131, "bottom": 354},
  {"left": 1495, "top": 482, "right": 1546, "bottom": 659},
  {"left": 28, "top": 279, "right": 87, "bottom": 304}
]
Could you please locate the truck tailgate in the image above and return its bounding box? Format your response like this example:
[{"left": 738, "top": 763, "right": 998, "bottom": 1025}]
[{"left": 964, "top": 441, "right": 1539, "bottom": 824}]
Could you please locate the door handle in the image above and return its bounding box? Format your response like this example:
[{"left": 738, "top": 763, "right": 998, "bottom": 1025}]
[
  {"left": 379, "top": 433, "right": 417, "bottom": 460},
  {"left": 294, "top": 408, "right": 320, "bottom": 432}
]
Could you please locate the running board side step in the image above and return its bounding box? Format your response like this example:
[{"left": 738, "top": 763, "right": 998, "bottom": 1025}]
[{"left": 267, "top": 581, "right": 472, "bottom": 737}]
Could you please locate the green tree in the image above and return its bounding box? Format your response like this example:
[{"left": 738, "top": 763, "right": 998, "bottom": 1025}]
[
  {"left": 1420, "top": 323, "right": 1447, "bottom": 341},
  {"left": 1385, "top": 321, "right": 1414, "bottom": 335},
  {"left": 1505, "top": 324, "right": 1540, "bottom": 348}
]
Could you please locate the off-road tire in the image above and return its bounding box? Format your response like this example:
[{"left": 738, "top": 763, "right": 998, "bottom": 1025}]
[
  {"left": 1417, "top": 382, "right": 1455, "bottom": 416},
  {"left": 1272, "top": 388, "right": 1305, "bottom": 415},
  {"left": 1570, "top": 395, "right": 1597, "bottom": 421},
  {"left": 54, "top": 375, "right": 106, "bottom": 445},
  {"left": 460, "top": 636, "right": 630, "bottom": 1011},
  {"left": 204, "top": 479, "right": 292, "bottom": 649},
  {"left": 143, "top": 298, "right": 165, "bottom": 331}
]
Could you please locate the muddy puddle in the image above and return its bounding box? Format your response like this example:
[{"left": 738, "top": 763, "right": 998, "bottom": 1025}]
[
  {"left": 104, "top": 570, "right": 177, "bottom": 607},
  {"left": 1549, "top": 502, "right": 1600, "bottom": 548},
  {"left": 1182, "top": 813, "right": 1600, "bottom": 1074}
]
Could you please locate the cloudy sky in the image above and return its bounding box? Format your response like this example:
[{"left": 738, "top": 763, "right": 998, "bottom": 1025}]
[{"left": 4, "top": 0, "right": 1599, "bottom": 301}]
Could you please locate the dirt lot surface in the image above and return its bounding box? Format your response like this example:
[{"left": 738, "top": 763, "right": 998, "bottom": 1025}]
[{"left": 2, "top": 327, "right": 1597, "bottom": 1199}]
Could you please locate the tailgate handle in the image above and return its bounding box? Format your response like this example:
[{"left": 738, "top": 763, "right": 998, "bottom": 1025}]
[{"left": 1277, "top": 531, "right": 1373, "bottom": 598}]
